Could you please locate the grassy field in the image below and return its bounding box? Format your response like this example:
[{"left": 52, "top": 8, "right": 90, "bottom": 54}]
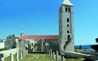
[
  {"left": 19, "top": 54, "right": 53, "bottom": 61},
  {"left": 5, "top": 53, "right": 84, "bottom": 61},
  {"left": 4, "top": 54, "right": 17, "bottom": 61}
]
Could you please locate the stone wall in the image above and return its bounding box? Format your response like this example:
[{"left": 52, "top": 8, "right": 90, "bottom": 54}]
[{"left": 0, "top": 48, "right": 18, "bottom": 58}]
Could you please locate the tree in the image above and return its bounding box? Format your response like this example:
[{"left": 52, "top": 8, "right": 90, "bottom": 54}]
[
  {"left": 79, "top": 45, "right": 82, "bottom": 49},
  {"left": 96, "top": 38, "right": 98, "bottom": 43}
]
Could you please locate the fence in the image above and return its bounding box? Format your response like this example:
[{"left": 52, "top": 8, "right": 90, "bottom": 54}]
[
  {"left": 0, "top": 48, "right": 28, "bottom": 61},
  {"left": 49, "top": 49, "right": 65, "bottom": 61}
]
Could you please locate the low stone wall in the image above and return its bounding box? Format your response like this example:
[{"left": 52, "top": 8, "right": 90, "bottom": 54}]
[
  {"left": 0, "top": 48, "right": 19, "bottom": 61},
  {"left": 0, "top": 48, "right": 18, "bottom": 58},
  {"left": 0, "top": 48, "right": 28, "bottom": 61},
  {"left": 49, "top": 49, "right": 62, "bottom": 61}
]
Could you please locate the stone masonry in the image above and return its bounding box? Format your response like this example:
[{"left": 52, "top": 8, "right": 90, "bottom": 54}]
[{"left": 59, "top": 0, "right": 74, "bottom": 55}]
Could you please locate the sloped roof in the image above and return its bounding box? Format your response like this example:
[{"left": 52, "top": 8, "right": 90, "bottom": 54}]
[
  {"left": 20, "top": 35, "right": 59, "bottom": 40},
  {"left": 62, "top": 0, "right": 73, "bottom": 6}
]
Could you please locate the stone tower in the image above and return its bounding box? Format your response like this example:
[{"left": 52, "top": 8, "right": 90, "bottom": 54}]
[{"left": 59, "top": 0, "right": 74, "bottom": 55}]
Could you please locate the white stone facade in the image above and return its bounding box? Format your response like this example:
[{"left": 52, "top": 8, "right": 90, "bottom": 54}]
[{"left": 0, "top": 40, "right": 5, "bottom": 49}]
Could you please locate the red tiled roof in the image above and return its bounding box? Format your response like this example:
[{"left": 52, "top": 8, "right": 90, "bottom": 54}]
[{"left": 20, "top": 35, "right": 58, "bottom": 40}]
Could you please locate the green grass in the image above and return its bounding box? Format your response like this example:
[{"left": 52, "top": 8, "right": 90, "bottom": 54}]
[
  {"left": 4, "top": 53, "right": 17, "bottom": 61},
  {"left": 20, "top": 54, "right": 52, "bottom": 61},
  {"left": 5, "top": 53, "right": 84, "bottom": 61}
]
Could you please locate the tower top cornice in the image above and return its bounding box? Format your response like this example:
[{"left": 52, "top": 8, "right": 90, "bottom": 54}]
[{"left": 62, "top": 0, "right": 73, "bottom": 6}]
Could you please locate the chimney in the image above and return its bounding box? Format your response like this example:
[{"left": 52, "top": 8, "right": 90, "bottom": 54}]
[{"left": 20, "top": 32, "right": 24, "bottom": 37}]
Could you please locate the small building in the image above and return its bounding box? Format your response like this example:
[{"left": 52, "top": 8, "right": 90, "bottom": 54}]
[
  {"left": 0, "top": 39, "right": 5, "bottom": 49},
  {"left": 20, "top": 35, "right": 59, "bottom": 53},
  {"left": 4, "top": 33, "right": 59, "bottom": 53},
  {"left": 5, "top": 34, "right": 19, "bottom": 49}
]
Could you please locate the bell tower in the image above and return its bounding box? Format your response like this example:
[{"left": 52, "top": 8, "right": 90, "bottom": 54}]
[{"left": 59, "top": 0, "right": 74, "bottom": 55}]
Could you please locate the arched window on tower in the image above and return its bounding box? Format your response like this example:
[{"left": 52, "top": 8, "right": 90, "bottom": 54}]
[
  {"left": 68, "top": 35, "right": 71, "bottom": 42},
  {"left": 67, "top": 30, "right": 69, "bottom": 33},
  {"left": 67, "top": 18, "right": 69, "bottom": 22},
  {"left": 67, "top": 24, "right": 69, "bottom": 27},
  {"left": 68, "top": 8, "right": 71, "bottom": 12},
  {"left": 65, "top": 8, "right": 67, "bottom": 12}
]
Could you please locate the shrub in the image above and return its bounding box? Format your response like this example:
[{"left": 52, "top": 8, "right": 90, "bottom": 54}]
[{"left": 0, "top": 47, "right": 9, "bottom": 51}]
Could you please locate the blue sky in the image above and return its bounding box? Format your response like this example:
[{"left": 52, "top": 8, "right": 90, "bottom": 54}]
[{"left": 0, "top": 0, "right": 98, "bottom": 45}]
